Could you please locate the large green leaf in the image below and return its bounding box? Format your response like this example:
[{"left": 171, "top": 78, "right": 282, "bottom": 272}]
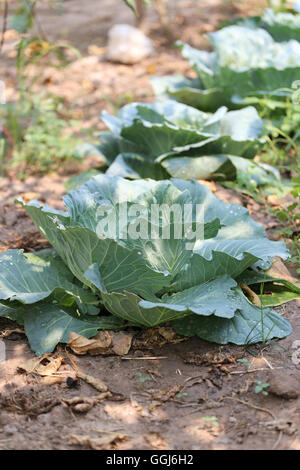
[
  {"left": 100, "top": 277, "right": 244, "bottom": 327},
  {"left": 0, "top": 301, "right": 26, "bottom": 324},
  {"left": 260, "top": 8, "right": 300, "bottom": 42},
  {"left": 23, "top": 304, "right": 124, "bottom": 355},
  {"left": 151, "top": 75, "right": 229, "bottom": 112},
  {"left": 101, "top": 290, "right": 187, "bottom": 326},
  {"left": 0, "top": 249, "right": 98, "bottom": 306},
  {"left": 102, "top": 101, "right": 264, "bottom": 160},
  {"left": 161, "top": 154, "right": 281, "bottom": 189},
  {"left": 172, "top": 290, "right": 292, "bottom": 345},
  {"left": 106, "top": 153, "right": 169, "bottom": 180},
  {"left": 139, "top": 276, "right": 241, "bottom": 319},
  {"left": 16, "top": 208, "right": 171, "bottom": 298},
  {"left": 0, "top": 300, "right": 125, "bottom": 355}
]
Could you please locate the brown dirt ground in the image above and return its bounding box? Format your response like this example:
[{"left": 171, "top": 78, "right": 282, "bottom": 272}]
[{"left": 1, "top": 0, "right": 300, "bottom": 451}]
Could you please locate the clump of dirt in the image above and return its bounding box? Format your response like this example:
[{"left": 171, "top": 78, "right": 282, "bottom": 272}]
[{"left": 267, "top": 369, "right": 299, "bottom": 400}]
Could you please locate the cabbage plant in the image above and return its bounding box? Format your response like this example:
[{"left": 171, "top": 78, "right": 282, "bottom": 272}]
[
  {"left": 77, "top": 99, "right": 283, "bottom": 195},
  {"left": 223, "top": 8, "right": 300, "bottom": 42},
  {"left": 152, "top": 26, "right": 300, "bottom": 112},
  {"left": 0, "top": 175, "right": 296, "bottom": 354}
]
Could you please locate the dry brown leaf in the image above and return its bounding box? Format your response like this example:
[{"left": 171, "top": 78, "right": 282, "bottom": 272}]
[
  {"left": 144, "top": 432, "right": 169, "bottom": 450},
  {"left": 133, "top": 327, "right": 186, "bottom": 351},
  {"left": 240, "top": 283, "right": 261, "bottom": 306},
  {"left": 69, "top": 432, "right": 128, "bottom": 450},
  {"left": 68, "top": 331, "right": 133, "bottom": 356},
  {"left": 17, "top": 357, "right": 44, "bottom": 374},
  {"left": 20, "top": 192, "right": 39, "bottom": 203},
  {"left": 268, "top": 257, "right": 299, "bottom": 284},
  {"left": 68, "top": 331, "right": 112, "bottom": 355},
  {"left": 157, "top": 327, "right": 176, "bottom": 341},
  {"left": 62, "top": 393, "right": 111, "bottom": 413},
  {"left": 267, "top": 194, "right": 281, "bottom": 206},
  {"left": 111, "top": 332, "right": 133, "bottom": 355},
  {"left": 77, "top": 371, "right": 108, "bottom": 392},
  {"left": 18, "top": 354, "right": 64, "bottom": 376}
]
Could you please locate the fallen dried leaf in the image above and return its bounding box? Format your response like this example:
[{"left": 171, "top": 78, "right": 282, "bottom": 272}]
[
  {"left": 133, "top": 327, "right": 186, "bottom": 350},
  {"left": 157, "top": 327, "right": 176, "bottom": 341},
  {"left": 68, "top": 331, "right": 111, "bottom": 355},
  {"left": 111, "top": 332, "right": 133, "bottom": 356},
  {"left": 68, "top": 331, "right": 133, "bottom": 356},
  {"left": 18, "top": 354, "right": 64, "bottom": 376},
  {"left": 20, "top": 192, "right": 39, "bottom": 203},
  {"left": 0, "top": 385, "right": 60, "bottom": 415},
  {"left": 268, "top": 257, "right": 299, "bottom": 284}
]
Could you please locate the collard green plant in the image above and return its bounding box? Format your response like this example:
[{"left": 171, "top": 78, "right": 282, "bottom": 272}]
[{"left": 0, "top": 176, "right": 296, "bottom": 354}]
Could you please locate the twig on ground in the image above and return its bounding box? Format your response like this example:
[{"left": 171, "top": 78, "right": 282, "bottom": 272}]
[
  {"left": 221, "top": 396, "right": 276, "bottom": 420},
  {"left": 121, "top": 356, "right": 168, "bottom": 360}
]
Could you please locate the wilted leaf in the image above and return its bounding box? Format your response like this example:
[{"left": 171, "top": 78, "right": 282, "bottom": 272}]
[
  {"left": 68, "top": 331, "right": 133, "bottom": 356},
  {"left": 68, "top": 331, "right": 112, "bottom": 355},
  {"left": 18, "top": 354, "right": 64, "bottom": 376},
  {"left": 111, "top": 332, "right": 133, "bottom": 355}
]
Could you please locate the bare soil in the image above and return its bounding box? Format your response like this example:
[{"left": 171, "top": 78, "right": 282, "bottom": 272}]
[{"left": 0, "top": 0, "right": 300, "bottom": 451}]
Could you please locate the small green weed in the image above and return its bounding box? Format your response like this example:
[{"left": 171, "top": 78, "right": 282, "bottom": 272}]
[{"left": 254, "top": 380, "right": 270, "bottom": 396}]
